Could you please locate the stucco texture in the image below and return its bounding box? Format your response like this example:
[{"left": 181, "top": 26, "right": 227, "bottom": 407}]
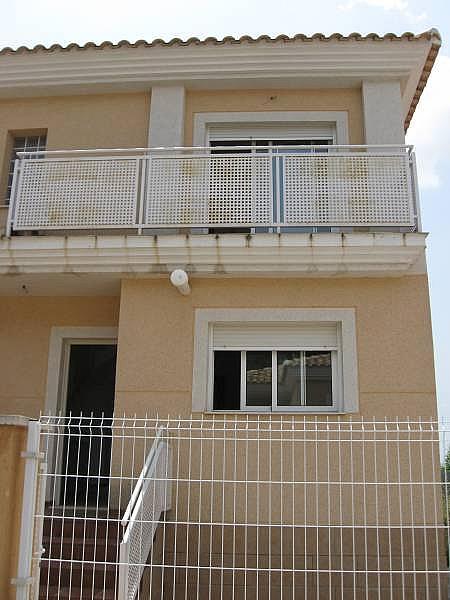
[
  {"left": 115, "top": 275, "right": 436, "bottom": 419},
  {"left": 0, "top": 275, "right": 436, "bottom": 419},
  {"left": 0, "top": 297, "right": 119, "bottom": 417},
  {"left": 0, "top": 91, "right": 150, "bottom": 200},
  {"left": 184, "top": 88, "right": 364, "bottom": 145}
]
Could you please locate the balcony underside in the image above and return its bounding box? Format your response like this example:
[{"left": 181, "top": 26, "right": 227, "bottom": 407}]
[{"left": 0, "top": 232, "right": 427, "bottom": 295}]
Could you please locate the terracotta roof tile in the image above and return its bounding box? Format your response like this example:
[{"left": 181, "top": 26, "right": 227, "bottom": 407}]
[
  {"left": 0, "top": 29, "right": 441, "bottom": 55},
  {"left": 0, "top": 29, "right": 441, "bottom": 131}
]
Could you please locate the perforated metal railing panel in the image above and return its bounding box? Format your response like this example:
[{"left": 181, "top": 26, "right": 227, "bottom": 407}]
[
  {"left": 145, "top": 155, "right": 272, "bottom": 226},
  {"left": 283, "top": 153, "right": 414, "bottom": 226},
  {"left": 13, "top": 158, "right": 139, "bottom": 230}
]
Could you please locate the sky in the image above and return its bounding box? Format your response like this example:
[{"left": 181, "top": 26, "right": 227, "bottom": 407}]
[{"left": 1, "top": 0, "right": 449, "bottom": 419}]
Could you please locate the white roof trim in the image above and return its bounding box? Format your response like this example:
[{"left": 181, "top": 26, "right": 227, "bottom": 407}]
[{"left": 0, "top": 38, "right": 435, "bottom": 125}]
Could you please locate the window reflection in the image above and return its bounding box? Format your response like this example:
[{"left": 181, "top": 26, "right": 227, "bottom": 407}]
[
  {"left": 246, "top": 351, "right": 272, "bottom": 406},
  {"left": 305, "top": 351, "right": 332, "bottom": 406},
  {"left": 277, "top": 351, "right": 302, "bottom": 406}
]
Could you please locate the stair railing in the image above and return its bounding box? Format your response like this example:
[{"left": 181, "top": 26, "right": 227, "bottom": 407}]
[{"left": 118, "top": 427, "right": 171, "bottom": 600}]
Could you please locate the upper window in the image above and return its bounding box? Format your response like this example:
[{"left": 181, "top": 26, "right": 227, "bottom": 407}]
[
  {"left": 7, "top": 134, "right": 47, "bottom": 201},
  {"left": 205, "top": 120, "right": 337, "bottom": 147},
  {"left": 209, "top": 138, "right": 331, "bottom": 154},
  {"left": 208, "top": 137, "right": 332, "bottom": 235}
]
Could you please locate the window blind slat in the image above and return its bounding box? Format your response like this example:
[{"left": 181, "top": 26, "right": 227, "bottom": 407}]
[
  {"left": 213, "top": 323, "right": 338, "bottom": 348},
  {"left": 207, "top": 122, "right": 335, "bottom": 141}
]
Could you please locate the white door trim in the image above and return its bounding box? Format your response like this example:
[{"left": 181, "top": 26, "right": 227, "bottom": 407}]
[
  {"left": 44, "top": 327, "right": 118, "bottom": 504},
  {"left": 44, "top": 326, "right": 118, "bottom": 416}
]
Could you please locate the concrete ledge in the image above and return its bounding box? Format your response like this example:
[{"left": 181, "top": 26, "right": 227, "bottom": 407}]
[
  {"left": 0, "top": 232, "right": 428, "bottom": 295},
  {"left": 0, "top": 415, "right": 30, "bottom": 427}
]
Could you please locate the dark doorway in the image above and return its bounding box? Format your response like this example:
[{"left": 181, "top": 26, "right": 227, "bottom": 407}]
[{"left": 60, "top": 344, "right": 117, "bottom": 506}]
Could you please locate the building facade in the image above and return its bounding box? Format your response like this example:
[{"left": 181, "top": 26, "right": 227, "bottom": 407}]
[{"left": 0, "top": 29, "right": 446, "bottom": 600}]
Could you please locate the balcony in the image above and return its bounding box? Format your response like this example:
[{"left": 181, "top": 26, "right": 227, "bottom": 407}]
[
  {"left": 7, "top": 145, "right": 419, "bottom": 235},
  {"left": 0, "top": 145, "right": 426, "bottom": 288}
]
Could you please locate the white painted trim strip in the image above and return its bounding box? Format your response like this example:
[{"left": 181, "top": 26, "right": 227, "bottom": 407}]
[
  {"left": 192, "top": 308, "right": 358, "bottom": 414},
  {"left": 44, "top": 326, "right": 118, "bottom": 416},
  {"left": 193, "top": 111, "right": 350, "bottom": 146}
]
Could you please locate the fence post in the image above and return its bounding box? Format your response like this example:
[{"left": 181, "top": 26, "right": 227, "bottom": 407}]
[
  {"left": 12, "top": 421, "right": 41, "bottom": 600},
  {"left": 118, "top": 540, "right": 130, "bottom": 600}
]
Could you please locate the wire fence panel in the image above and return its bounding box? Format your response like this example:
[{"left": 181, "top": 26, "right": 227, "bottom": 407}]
[{"left": 31, "top": 415, "right": 449, "bottom": 599}]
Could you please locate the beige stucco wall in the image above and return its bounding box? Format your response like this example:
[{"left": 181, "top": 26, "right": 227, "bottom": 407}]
[
  {"left": 0, "top": 423, "right": 27, "bottom": 600},
  {"left": 109, "top": 273, "right": 438, "bottom": 530},
  {"left": 0, "top": 275, "right": 436, "bottom": 419},
  {"left": 0, "top": 91, "right": 150, "bottom": 201},
  {"left": 115, "top": 274, "right": 436, "bottom": 419},
  {"left": 0, "top": 297, "right": 119, "bottom": 417},
  {"left": 184, "top": 88, "right": 364, "bottom": 146}
]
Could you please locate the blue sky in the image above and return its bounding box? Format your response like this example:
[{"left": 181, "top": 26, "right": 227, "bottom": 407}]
[{"left": 1, "top": 0, "right": 449, "bottom": 419}]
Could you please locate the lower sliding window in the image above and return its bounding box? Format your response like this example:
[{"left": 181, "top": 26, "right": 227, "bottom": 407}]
[{"left": 212, "top": 348, "right": 334, "bottom": 411}]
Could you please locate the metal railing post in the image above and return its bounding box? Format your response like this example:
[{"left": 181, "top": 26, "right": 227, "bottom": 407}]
[
  {"left": 410, "top": 149, "right": 422, "bottom": 232},
  {"left": 12, "top": 420, "right": 42, "bottom": 600},
  {"left": 6, "top": 158, "right": 21, "bottom": 237},
  {"left": 118, "top": 539, "right": 130, "bottom": 600},
  {"left": 30, "top": 460, "right": 47, "bottom": 600},
  {"left": 137, "top": 155, "right": 148, "bottom": 234}
]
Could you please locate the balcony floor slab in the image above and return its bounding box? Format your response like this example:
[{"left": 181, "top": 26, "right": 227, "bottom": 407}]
[{"left": 0, "top": 232, "right": 427, "bottom": 295}]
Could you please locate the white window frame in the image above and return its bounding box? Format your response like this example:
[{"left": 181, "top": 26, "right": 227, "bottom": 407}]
[
  {"left": 213, "top": 348, "right": 338, "bottom": 412},
  {"left": 192, "top": 309, "right": 358, "bottom": 414},
  {"left": 6, "top": 133, "right": 47, "bottom": 204},
  {"left": 192, "top": 111, "right": 349, "bottom": 146}
]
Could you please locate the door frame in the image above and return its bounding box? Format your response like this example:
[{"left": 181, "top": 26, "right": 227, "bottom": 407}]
[
  {"left": 45, "top": 327, "right": 118, "bottom": 416},
  {"left": 58, "top": 338, "right": 118, "bottom": 419},
  {"left": 44, "top": 327, "right": 118, "bottom": 504}
]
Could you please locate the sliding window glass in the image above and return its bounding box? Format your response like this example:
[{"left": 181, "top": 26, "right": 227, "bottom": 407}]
[
  {"left": 277, "top": 351, "right": 302, "bottom": 407},
  {"left": 212, "top": 348, "right": 334, "bottom": 411},
  {"left": 305, "top": 351, "right": 332, "bottom": 406},
  {"left": 245, "top": 351, "right": 272, "bottom": 407}
]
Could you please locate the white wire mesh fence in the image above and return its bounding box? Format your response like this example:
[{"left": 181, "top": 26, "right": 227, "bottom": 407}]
[{"left": 29, "top": 415, "right": 450, "bottom": 599}]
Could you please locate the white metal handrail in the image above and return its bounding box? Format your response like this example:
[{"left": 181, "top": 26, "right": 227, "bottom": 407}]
[
  {"left": 120, "top": 428, "right": 165, "bottom": 527},
  {"left": 7, "top": 144, "right": 418, "bottom": 235},
  {"left": 14, "top": 144, "right": 415, "bottom": 156},
  {"left": 118, "top": 427, "right": 171, "bottom": 600}
]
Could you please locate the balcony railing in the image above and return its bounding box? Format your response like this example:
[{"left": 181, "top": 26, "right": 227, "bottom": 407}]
[{"left": 7, "top": 145, "right": 419, "bottom": 235}]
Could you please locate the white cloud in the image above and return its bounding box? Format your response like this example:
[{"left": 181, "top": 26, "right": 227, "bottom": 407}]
[
  {"left": 339, "top": 0, "right": 407, "bottom": 9},
  {"left": 406, "top": 55, "right": 450, "bottom": 189},
  {"left": 338, "top": 0, "right": 428, "bottom": 24}
]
